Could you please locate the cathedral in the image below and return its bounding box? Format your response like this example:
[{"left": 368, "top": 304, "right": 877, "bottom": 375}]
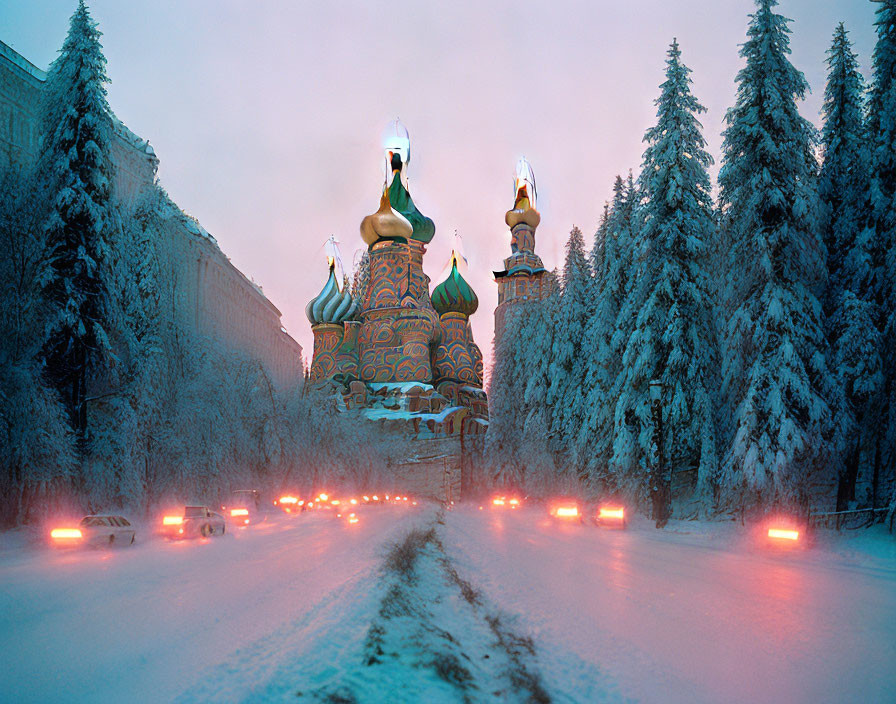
[
  {"left": 304, "top": 123, "right": 555, "bottom": 498},
  {"left": 306, "top": 122, "right": 487, "bottom": 466}
]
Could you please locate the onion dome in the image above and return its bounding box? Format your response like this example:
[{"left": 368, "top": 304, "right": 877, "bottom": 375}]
[
  {"left": 432, "top": 252, "right": 478, "bottom": 317},
  {"left": 360, "top": 188, "right": 413, "bottom": 247},
  {"left": 388, "top": 172, "right": 435, "bottom": 244},
  {"left": 305, "top": 259, "right": 359, "bottom": 324}
]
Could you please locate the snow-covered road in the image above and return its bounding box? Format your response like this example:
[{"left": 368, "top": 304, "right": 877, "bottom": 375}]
[
  {"left": 0, "top": 506, "right": 430, "bottom": 703},
  {"left": 443, "top": 506, "right": 896, "bottom": 704},
  {"left": 2, "top": 504, "right": 894, "bottom": 703}
]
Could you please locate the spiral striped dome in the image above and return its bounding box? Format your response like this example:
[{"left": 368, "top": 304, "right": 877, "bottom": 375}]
[{"left": 305, "top": 263, "right": 358, "bottom": 324}]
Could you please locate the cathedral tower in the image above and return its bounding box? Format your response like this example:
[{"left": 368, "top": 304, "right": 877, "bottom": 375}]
[{"left": 493, "top": 158, "right": 552, "bottom": 344}]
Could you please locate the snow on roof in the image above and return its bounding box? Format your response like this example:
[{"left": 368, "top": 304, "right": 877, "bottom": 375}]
[
  {"left": 0, "top": 40, "right": 47, "bottom": 81},
  {"left": 111, "top": 117, "right": 156, "bottom": 157},
  {"left": 368, "top": 382, "right": 435, "bottom": 394}
]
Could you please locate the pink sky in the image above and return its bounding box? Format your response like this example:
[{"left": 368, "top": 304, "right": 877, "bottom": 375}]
[{"left": 2, "top": 0, "right": 878, "bottom": 373}]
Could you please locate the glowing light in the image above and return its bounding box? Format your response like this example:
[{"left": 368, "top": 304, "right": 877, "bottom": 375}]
[
  {"left": 51, "top": 528, "right": 82, "bottom": 539},
  {"left": 372, "top": 495, "right": 379, "bottom": 501},
  {"left": 244, "top": 519, "right": 250, "bottom": 525},
  {"left": 509, "top": 499, "right": 520, "bottom": 506},
  {"left": 768, "top": 528, "right": 799, "bottom": 541},
  {"left": 350, "top": 499, "right": 358, "bottom": 505},
  {"left": 279, "top": 496, "right": 298, "bottom": 505},
  {"left": 331, "top": 500, "right": 341, "bottom": 505},
  {"left": 362, "top": 496, "right": 370, "bottom": 502},
  {"left": 599, "top": 507, "right": 625, "bottom": 520},
  {"left": 230, "top": 508, "right": 249, "bottom": 517},
  {"left": 556, "top": 507, "right": 578, "bottom": 518},
  {"left": 349, "top": 516, "right": 359, "bottom": 524},
  {"left": 385, "top": 495, "right": 390, "bottom": 500},
  {"left": 493, "top": 498, "right": 506, "bottom": 506},
  {"left": 403, "top": 497, "right": 408, "bottom": 502},
  {"left": 319, "top": 493, "right": 329, "bottom": 501},
  {"left": 163, "top": 516, "right": 183, "bottom": 525}
]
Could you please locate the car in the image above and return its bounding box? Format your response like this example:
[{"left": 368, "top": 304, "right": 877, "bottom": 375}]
[
  {"left": 50, "top": 515, "right": 136, "bottom": 548},
  {"left": 222, "top": 490, "right": 267, "bottom": 526},
  {"left": 490, "top": 495, "right": 522, "bottom": 509},
  {"left": 594, "top": 504, "right": 628, "bottom": 529},
  {"left": 161, "top": 506, "right": 226, "bottom": 538},
  {"left": 273, "top": 495, "right": 305, "bottom": 514},
  {"left": 548, "top": 497, "right": 584, "bottom": 522}
]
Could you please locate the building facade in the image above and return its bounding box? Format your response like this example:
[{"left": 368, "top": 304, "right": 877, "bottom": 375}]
[{"left": 0, "top": 40, "right": 302, "bottom": 391}]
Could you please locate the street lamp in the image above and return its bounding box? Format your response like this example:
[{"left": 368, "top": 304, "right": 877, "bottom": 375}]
[{"left": 648, "top": 378, "right": 671, "bottom": 528}]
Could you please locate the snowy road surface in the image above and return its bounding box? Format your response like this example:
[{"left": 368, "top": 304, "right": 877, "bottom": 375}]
[
  {"left": 444, "top": 506, "right": 896, "bottom": 704},
  {"left": 0, "top": 506, "right": 429, "bottom": 703},
  {"left": 1, "top": 504, "right": 894, "bottom": 703}
]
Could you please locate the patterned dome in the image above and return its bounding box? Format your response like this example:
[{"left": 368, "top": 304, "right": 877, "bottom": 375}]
[
  {"left": 432, "top": 253, "right": 478, "bottom": 317},
  {"left": 305, "top": 261, "right": 358, "bottom": 324}
]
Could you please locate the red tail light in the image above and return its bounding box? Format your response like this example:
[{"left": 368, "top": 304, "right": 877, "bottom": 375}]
[
  {"left": 599, "top": 507, "right": 624, "bottom": 520},
  {"left": 51, "top": 528, "right": 82, "bottom": 539},
  {"left": 163, "top": 516, "right": 183, "bottom": 525},
  {"left": 556, "top": 506, "right": 578, "bottom": 518},
  {"left": 768, "top": 528, "right": 799, "bottom": 541},
  {"left": 230, "top": 508, "right": 249, "bottom": 517}
]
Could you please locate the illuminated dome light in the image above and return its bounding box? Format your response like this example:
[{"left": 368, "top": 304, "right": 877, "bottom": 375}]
[
  {"left": 514, "top": 156, "right": 537, "bottom": 210},
  {"left": 305, "top": 259, "right": 359, "bottom": 324},
  {"left": 506, "top": 156, "right": 541, "bottom": 230},
  {"left": 383, "top": 118, "right": 411, "bottom": 189},
  {"left": 431, "top": 250, "right": 479, "bottom": 317},
  {"left": 360, "top": 188, "right": 413, "bottom": 247}
]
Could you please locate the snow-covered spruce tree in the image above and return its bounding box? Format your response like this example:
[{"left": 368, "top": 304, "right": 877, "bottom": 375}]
[
  {"left": 546, "top": 227, "right": 592, "bottom": 473},
  {"left": 611, "top": 40, "right": 720, "bottom": 514},
  {"left": 820, "top": 24, "right": 884, "bottom": 510},
  {"left": 0, "top": 168, "right": 77, "bottom": 526},
  {"left": 579, "top": 176, "right": 638, "bottom": 493},
  {"left": 520, "top": 287, "right": 562, "bottom": 493},
  {"left": 486, "top": 307, "right": 528, "bottom": 488},
  {"left": 85, "top": 190, "right": 167, "bottom": 509},
  {"left": 718, "top": 0, "right": 835, "bottom": 510},
  {"left": 38, "top": 0, "right": 115, "bottom": 445},
  {"left": 867, "top": 0, "right": 896, "bottom": 508}
]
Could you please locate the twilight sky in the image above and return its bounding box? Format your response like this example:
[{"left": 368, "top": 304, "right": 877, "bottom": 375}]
[{"left": 2, "top": 0, "right": 879, "bottom": 371}]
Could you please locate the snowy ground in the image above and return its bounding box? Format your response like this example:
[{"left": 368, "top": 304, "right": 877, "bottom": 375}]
[
  {"left": 1, "top": 504, "right": 894, "bottom": 703},
  {"left": 443, "top": 506, "right": 896, "bottom": 704}
]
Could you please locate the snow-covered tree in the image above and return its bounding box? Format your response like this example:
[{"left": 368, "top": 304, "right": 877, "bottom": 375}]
[
  {"left": 611, "top": 40, "right": 720, "bottom": 513},
  {"left": 867, "top": 0, "right": 896, "bottom": 508},
  {"left": 0, "top": 167, "right": 77, "bottom": 526},
  {"left": 520, "top": 287, "right": 562, "bottom": 493},
  {"left": 579, "top": 176, "right": 638, "bottom": 493},
  {"left": 718, "top": 0, "right": 835, "bottom": 509},
  {"left": 820, "top": 24, "right": 884, "bottom": 510},
  {"left": 38, "top": 0, "right": 116, "bottom": 444},
  {"left": 546, "top": 226, "right": 592, "bottom": 471},
  {"left": 486, "top": 307, "right": 528, "bottom": 488}
]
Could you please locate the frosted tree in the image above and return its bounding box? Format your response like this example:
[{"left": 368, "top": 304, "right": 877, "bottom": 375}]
[
  {"left": 867, "top": 0, "right": 896, "bottom": 508},
  {"left": 0, "top": 168, "right": 77, "bottom": 526},
  {"left": 546, "top": 227, "right": 592, "bottom": 472},
  {"left": 579, "top": 176, "right": 638, "bottom": 493},
  {"left": 611, "top": 40, "right": 720, "bottom": 513},
  {"left": 38, "top": 0, "right": 115, "bottom": 445},
  {"left": 820, "top": 24, "right": 883, "bottom": 510},
  {"left": 486, "top": 307, "right": 527, "bottom": 488},
  {"left": 718, "top": 0, "right": 835, "bottom": 510},
  {"left": 520, "top": 287, "right": 561, "bottom": 493}
]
